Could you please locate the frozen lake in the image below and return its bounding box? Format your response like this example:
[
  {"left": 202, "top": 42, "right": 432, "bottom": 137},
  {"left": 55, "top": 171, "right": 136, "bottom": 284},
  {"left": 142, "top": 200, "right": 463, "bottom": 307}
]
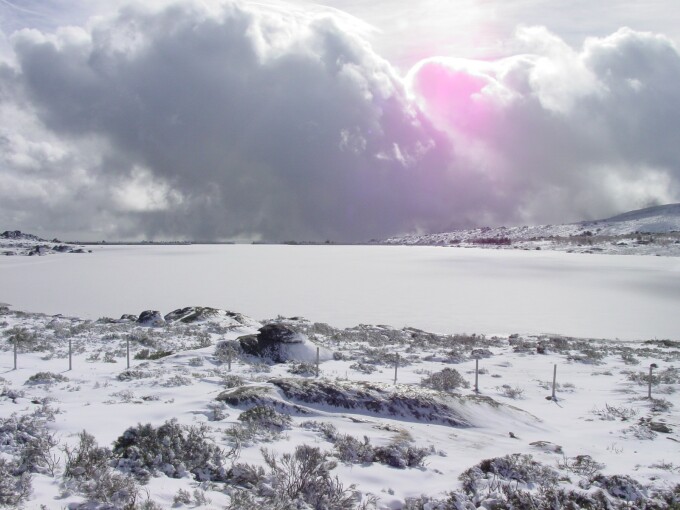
[{"left": 1, "top": 245, "right": 679, "bottom": 340}]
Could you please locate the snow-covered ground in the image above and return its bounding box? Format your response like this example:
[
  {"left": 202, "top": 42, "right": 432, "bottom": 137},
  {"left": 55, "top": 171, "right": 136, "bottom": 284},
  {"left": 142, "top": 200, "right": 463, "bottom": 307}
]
[
  {"left": 1, "top": 244, "right": 680, "bottom": 341},
  {"left": 0, "top": 306, "right": 678, "bottom": 509},
  {"left": 383, "top": 203, "right": 680, "bottom": 256}
]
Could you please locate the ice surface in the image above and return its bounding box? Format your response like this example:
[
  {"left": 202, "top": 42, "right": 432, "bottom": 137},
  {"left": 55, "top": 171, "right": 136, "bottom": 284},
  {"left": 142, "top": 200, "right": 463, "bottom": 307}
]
[{"left": 1, "top": 244, "right": 679, "bottom": 340}]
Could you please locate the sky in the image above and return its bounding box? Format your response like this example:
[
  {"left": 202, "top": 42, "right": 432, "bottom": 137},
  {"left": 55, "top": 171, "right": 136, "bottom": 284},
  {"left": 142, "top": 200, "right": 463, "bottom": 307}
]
[{"left": 1, "top": 0, "right": 680, "bottom": 242}]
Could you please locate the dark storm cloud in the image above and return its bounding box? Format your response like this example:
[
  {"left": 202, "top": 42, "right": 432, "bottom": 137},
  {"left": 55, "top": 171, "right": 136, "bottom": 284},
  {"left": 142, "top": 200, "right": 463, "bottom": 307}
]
[
  {"left": 5, "top": 1, "right": 485, "bottom": 241},
  {"left": 1, "top": 2, "right": 679, "bottom": 241}
]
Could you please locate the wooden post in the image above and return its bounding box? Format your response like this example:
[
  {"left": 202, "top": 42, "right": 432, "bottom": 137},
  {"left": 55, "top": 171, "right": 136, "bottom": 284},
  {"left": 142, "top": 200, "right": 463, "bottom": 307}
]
[
  {"left": 68, "top": 338, "right": 72, "bottom": 371},
  {"left": 551, "top": 364, "right": 557, "bottom": 401},
  {"left": 474, "top": 358, "right": 479, "bottom": 393},
  {"left": 13, "top": 339, "right": 17, "bottom": 370},
  {"left": 316, "top": 347, "right": 320, "bottom": 378},
  {"left": 394, "top": 354, "right": 399, "bottom": 384},
  {"left": 227, "top": 350, "right": 232, "bottom": 372},
  {"left": 126, "top": 338, "right": 130, "bottom": 369},
  {"left": 648, "top": 363, "right": 658, "bottom": 399}
]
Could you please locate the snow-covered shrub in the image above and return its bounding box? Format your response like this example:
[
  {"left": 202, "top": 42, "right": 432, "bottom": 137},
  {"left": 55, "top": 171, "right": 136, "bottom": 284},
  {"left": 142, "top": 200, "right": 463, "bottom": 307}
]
[
  {"left": 215, "top": 340, "right": 242, "bottom": 362},
  {"left": 333, "top": 435, "right": 375, "bottom": 464},
  {"left": 373, "top": 441, "right": 431, "bottom": 469},
  {"left": 0, "top": 458, "right": 32, "bottom": 506},
  {"left": 589, "top": 474, "right": 646, "bottom": 503},
  {"left": 62, "top": 430, "right": 139, "bottom": 508},
  {"left": 261, "top": 445, "right": 357, "bottom": 509},
  {"left": 591, "top": 403, "right": 638, "bottom": 421},
  {"left": 0, "top": 412, "right": 59, "bottom": 475},
  {"left": 349, "top": 361, "right": 377, "bottom": 374},
  {"left": 460, "top": 454, "right": 559, "bottom": 496},
  {"left": 420, "top": 368, "right": 469, "bottom": 392},
  {"left": 558, "top": 454, "right": 605, "bottom": 477},
  {"left": 117, "top": 368, "right": 152, "bottom": 381},
  {"left": 221, "top": 374, "right": 245, "bottom": 388},
  {"left": 148, "top": 349, "right": 174, "bottom": 360},
  {"left": 63, "top": 431, "right": 113, "bottom": 480},
  {"left": 161, "top": 374, "right": 193, "bottom": 387},
  {"left": 330, "top": 432, "right": 431, "bottom": 468},
  {"left": 113, "top": 420, "right": 227, "bottom": 482},
  {"left": 568, "top": 347, "right": 606, "bottom": 364},
  {"left": 173, "top": 488, "right": 192, "bottom": 505},
  {"left": 237, "top": 405, "right": 292, "bottom": 431},
  {"left": 286, "top": 360, "right": 318, "bottom": 376},
  {"left": 25, "top": 371, "right": 69, "bottom": 385},
  {"left": 496, "top": 385, "right": 525, "bottom": 399}
]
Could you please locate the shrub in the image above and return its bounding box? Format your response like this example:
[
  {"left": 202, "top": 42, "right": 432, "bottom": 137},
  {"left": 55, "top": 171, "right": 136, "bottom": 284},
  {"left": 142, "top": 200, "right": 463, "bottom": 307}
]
[
  {"left": 222, "top": 374, "right": 245, "bottom": 388},
  {"left": 460, "top": 454, "right": 559, "bottom": 496},
  {"left": 496, "top": 385, "right": 525, "bottom": 399},
  {"left": 237, "top": 405, "right": 292, "bottom": 431},
  {"left": 372, "top": 441, "right": 431, "bottom": 469},
  {"left": 261, "top": 445, "right": 357, "bottom": 509},
  {"left": 63, "top": 431, "right": 113, "bottom": 480},
  {"left": 62, "top": 430, "right": 139, "bottom": 508},
  {"left": 420, "top": 368, "right": 469, "bottom": 392},
  {"left": 0, "top": 458, "right": 32, "bottom": 506},
  {"left": 0, "top": 412, "right": 59, "bottom": 475},
  {"left": 113, "top": 419, "right": 226, "bottom": 482},
  {"left": 25, "top": 371, "right": 69, "bottom": 385},
  {"left": 287, "top": 361, "right": 318, "bottom": 376}
]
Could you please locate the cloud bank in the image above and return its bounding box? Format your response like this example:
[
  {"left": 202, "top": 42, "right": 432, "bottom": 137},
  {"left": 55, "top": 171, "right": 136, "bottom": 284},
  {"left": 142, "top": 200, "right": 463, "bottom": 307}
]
[{"left": 1, "top": 1, "right": 679, "bottom": 241}]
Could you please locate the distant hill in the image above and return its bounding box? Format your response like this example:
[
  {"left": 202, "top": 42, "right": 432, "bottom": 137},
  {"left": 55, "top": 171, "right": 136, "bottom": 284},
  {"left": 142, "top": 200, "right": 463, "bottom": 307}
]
[
  {"left": 0, "top": 230, "right": 88, "bottom": 256},
  {"left": 383, "top": 203, "right": 680, "bottom": 256}
]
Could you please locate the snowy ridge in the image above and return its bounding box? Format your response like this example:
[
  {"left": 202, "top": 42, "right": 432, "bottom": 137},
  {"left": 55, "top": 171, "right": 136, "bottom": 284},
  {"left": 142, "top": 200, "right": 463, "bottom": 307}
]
[
  {"left": 383, "top": 203, "right": 680, "bottom": 256},
  {"left": 0, "top": 230, "right": 89, "bottom": 256}
]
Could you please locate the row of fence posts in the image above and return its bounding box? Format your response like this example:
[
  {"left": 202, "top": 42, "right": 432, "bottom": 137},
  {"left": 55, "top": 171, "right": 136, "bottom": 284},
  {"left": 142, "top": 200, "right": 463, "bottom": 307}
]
[{"left": 8, "top": 339, "right": 661, "bottom": 399}]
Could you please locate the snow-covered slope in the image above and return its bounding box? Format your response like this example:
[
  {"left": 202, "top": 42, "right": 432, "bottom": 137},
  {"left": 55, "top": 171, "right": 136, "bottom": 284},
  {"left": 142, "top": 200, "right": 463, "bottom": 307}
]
[
  {"left": 0, "top": 230, "right": 89, "bottom": 256},
  {"left": 0, "top": 304, "right": 678, "bottom": 509},
  {"left": 384, "top": 203, "right": 680, "bottom": 256}
]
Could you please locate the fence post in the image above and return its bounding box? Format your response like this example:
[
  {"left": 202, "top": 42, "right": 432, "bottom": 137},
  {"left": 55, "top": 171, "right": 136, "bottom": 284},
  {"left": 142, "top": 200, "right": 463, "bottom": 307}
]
[
  {"left": 316, "top": 347, "right": 320, "bottom": 378},
  {"left": 551, "top": 364, "right": 557, "bottom": 401},
  {"left": 474, "top": 358, "right": 479, "bottom": 393},
  {"left": 394, "top": 354, "right": 399, "bottom": 384},
  {"left": 68, "top": 338, "right": 72, "bottom": 371},
  {"left": 648, "top": 363, "right": 658, "bottom": 399},
  {"left": 227, "top": 350, "right": 232, "bottom": 372},
  {"left": 126, "top": 338, "right": 130, "bottom": 369},
  {"left": 13, "top": 339, "right": 17, "bottom": 370}
]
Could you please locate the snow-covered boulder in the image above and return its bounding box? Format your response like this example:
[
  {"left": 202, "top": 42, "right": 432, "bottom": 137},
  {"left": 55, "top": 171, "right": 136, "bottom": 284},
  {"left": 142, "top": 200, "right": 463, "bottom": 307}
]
[
  {"left": 136, "top": 310, "right": 165, "bottom": 327},
  {"left": 238, "top": 324, "right": 332, "bottom": 363}
]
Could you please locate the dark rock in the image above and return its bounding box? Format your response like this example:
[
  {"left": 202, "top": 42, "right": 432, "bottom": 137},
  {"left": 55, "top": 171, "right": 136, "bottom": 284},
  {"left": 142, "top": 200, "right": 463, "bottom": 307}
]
[
  {"left": 137, "top": 310, "right": 165, "bottom": 327},
  {"left": 119, "top": 314, "right": 138, "bottom": 322},
  {"left": 648, "top": 421, "right": 672, "bottom": 433},
  {"left": 238, "top": 335, "right": 259, "bottom": 356},
  {"left": 164, "top": 306, "right": 219, "bottom": 323},
  {"left": 253, "top": 324, "right": 304, "bottom": 362}
]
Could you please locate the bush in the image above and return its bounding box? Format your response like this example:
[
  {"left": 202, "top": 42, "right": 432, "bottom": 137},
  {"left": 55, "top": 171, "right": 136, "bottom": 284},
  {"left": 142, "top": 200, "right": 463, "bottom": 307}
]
[
  {"left": 0, "top": 412, "right": 59, "bottom": 475},
  {"left": 460, "top": 454, "right": 559, "bottom": 496},
  {"left": 237, "top": 405, "right": 292, "bottom": 431},
  {"left": 287, "top": 361, "right": 318, "bottom": 376},
  {"left": 113, "top": 419, "right": 226, "bottom": 482},
  {"left": 261, "top": 445, "right": 357, "bottom": 509},
  {"left": 0, "top": 458, "right": 32, "bottom": 506},
  {"left": 25, "top": 371, "right": 69, "bottom": 385},
  {"left": 63, "top": 430, "right": 113, "bottom": 480},
  {"left": 420, "top": 368, "right": 469, "bottom": 392},
  {"left": 62, "top": 431, "right": 139, "bottom": 508}
]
